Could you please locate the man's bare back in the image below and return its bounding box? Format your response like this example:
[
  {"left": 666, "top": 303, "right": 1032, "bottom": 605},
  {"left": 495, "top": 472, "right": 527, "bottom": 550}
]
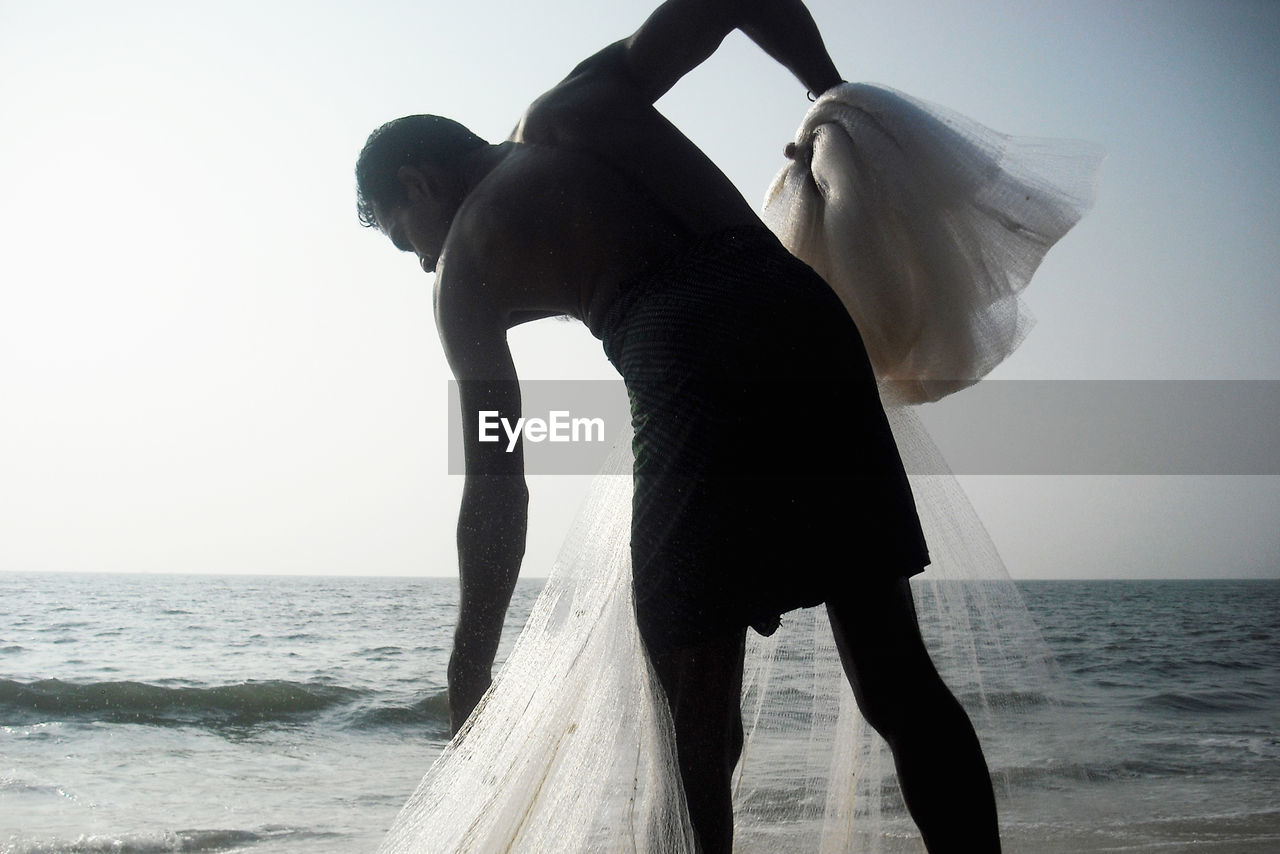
[{"left": 440, "top": 43, "right": 762, "bottom": 338}]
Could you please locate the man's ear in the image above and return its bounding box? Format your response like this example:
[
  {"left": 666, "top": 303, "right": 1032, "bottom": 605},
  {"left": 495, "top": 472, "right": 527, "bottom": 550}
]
[{"left": 396, "top": 165, "right": 435, "bottom": 201}]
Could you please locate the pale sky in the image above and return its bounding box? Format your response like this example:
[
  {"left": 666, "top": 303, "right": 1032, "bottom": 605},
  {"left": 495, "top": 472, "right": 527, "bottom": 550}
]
[{"left": 1, "top": 0, "right": 1277, "bottom": 580}]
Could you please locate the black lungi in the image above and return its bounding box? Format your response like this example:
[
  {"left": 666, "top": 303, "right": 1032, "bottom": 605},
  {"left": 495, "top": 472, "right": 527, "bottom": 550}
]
[{"left": 600, "top": 226, "right": 929, "bottom": 653}]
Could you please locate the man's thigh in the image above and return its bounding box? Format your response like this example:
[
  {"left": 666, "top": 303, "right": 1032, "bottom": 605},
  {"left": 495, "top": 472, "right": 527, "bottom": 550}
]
[{"left": 649, "top": 628, "right": 748, "bottom": 754}]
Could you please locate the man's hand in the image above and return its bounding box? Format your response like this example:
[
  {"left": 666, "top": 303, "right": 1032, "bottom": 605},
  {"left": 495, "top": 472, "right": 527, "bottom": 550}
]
[
  {"left": 447, "top": 654, "right": 495, "bottom": 735},
  {"left": 622, "top": 0, "right": 843, "bottom": 103}
]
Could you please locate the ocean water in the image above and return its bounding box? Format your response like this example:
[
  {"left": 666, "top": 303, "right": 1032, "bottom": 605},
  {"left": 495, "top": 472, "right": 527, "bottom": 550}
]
[{"left": 1, "top": 573, "right": 1277, "bottom": 853}]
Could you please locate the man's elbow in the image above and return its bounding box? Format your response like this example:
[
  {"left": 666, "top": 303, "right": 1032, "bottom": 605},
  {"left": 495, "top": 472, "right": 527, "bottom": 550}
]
[{"left": 464, "top": 473, "right": 529, "bottom": 506}]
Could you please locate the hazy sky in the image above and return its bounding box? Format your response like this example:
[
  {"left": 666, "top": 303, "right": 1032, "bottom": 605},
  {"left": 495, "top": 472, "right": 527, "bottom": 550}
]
[{"left": 1, "top": 0, "right": 1277, "bottom": 580}]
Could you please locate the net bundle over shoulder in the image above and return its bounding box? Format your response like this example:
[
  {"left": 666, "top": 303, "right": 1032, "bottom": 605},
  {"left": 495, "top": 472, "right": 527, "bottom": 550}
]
[
  {"left": 764, "top": 83, "right": 1103, "bottom": 403},
  {"left": 377, "top": 84, "right": 1102, "bottom": 853}
]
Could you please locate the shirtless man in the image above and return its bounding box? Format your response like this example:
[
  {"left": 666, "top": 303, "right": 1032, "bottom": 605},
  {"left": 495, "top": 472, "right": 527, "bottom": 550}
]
[{"left": 356, "top": 1, "right": 1000, "bottom": 850}]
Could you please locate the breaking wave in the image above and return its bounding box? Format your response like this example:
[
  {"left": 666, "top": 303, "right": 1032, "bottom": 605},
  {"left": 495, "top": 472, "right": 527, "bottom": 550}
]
[{"left": 0, "top": 678, "right": 449, "bottom": 732}]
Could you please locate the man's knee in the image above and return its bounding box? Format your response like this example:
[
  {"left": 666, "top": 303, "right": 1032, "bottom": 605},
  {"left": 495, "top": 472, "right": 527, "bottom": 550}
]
[
  {"left": 827, "top": 579, "right": 954, "bottom": 737},
  {"left": 853, "top": 659, "right": 956, "bottom": 743}
]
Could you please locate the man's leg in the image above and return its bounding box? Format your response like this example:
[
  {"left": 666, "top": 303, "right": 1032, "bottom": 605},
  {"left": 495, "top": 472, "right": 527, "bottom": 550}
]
[
  {"left": 827, "top": 576, "right": 1001, "bottom": 853},
  {"left": 649, "top": 629, "right": 747, "bottom": 854}
]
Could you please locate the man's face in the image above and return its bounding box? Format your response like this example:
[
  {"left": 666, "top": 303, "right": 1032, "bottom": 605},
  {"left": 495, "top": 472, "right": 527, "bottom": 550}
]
[
  {"left": 378, "top": 204, "right": 443, "bottom": 273},
  {"left": 377, "top": 166, "right": 454, "bottom": 273}
]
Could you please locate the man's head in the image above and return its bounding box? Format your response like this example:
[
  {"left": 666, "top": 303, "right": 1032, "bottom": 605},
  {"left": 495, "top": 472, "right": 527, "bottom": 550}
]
[{"left": 355, "top": 115, "right": 488, "bottom": 230}]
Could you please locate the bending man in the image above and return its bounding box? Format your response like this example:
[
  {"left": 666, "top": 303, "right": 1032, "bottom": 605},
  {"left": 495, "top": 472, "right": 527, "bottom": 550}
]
[{"left": 355, "top": 1, "right": 1000, "bottom": 850}]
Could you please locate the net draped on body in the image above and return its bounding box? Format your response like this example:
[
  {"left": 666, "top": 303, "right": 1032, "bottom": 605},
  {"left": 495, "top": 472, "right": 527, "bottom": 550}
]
[{"left": 376, "top": 83, "right": 1103, "bottom": 853}]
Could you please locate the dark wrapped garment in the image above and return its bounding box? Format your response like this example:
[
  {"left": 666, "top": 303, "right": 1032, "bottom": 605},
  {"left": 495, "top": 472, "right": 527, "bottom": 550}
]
[{"left": 600, "top": 226, "right": 930, "bottom": 653}]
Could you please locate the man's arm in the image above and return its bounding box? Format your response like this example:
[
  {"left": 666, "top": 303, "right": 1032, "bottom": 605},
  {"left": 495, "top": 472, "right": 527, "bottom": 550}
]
[
  {"left": 436, "top": 276, "right": 529, "bottom": 735},
  {"left": 621, "top": 0, "right": 843, "bottom": 103}
]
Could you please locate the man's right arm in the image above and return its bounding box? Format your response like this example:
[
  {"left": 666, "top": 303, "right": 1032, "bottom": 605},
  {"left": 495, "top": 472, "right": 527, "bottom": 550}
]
[
  {"left": 436, "top": 268, "right": 529, "bottom": 735},
  {"left": 619, "top": 0, "right": 843, "bottom": 103}
]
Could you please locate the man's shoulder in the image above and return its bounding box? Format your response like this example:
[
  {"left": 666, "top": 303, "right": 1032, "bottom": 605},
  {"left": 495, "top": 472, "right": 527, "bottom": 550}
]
[
  {"left": 449, "top": 145, "right": 571, "bottom": 241},
  {"left": 440, "top": 162, "right": 528, "bottom": 276},
  {"left": 437, "top": 147, "right": 581, "bottom": 292},
  {"left": 511, "top": 43, "right": 648, "bottom": 147}
]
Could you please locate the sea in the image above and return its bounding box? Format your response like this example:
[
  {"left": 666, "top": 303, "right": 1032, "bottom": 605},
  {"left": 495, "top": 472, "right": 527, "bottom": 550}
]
[{"left": 1, "top": 573, "right": 1277, "bottom": 853}]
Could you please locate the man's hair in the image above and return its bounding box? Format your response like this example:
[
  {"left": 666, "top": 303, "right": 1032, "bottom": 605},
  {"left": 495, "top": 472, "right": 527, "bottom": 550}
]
[{"left": 355, "top": 115, "right": 488, "bottom": 228}]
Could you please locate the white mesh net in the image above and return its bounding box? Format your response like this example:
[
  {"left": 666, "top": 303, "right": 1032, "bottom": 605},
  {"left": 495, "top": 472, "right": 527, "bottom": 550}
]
[
  {"left": 378, "top": 84, "right": 1101, "bottom": 852},
  {"left": 378, "top": 444, "right": 697, "bottom": 853}
]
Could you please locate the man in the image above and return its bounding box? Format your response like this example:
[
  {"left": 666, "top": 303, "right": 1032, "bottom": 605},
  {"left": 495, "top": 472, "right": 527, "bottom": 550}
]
[{"left": 356, "top": 1, "right": 1000, "bottom": 850}]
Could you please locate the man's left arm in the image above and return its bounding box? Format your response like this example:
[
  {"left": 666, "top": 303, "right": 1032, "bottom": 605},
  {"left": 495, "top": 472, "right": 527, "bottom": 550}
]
[{"left": 620, "top": 0, "right": 843, "bottom": 103}]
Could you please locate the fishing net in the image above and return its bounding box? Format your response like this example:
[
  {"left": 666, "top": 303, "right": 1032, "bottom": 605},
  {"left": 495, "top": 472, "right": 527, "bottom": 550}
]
[
  {"left": 377, "top": 84, "right": 1102, "bottom": 852},
  {"left": 766, "top": 84, "right": 1102, "bottom": 403}
]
